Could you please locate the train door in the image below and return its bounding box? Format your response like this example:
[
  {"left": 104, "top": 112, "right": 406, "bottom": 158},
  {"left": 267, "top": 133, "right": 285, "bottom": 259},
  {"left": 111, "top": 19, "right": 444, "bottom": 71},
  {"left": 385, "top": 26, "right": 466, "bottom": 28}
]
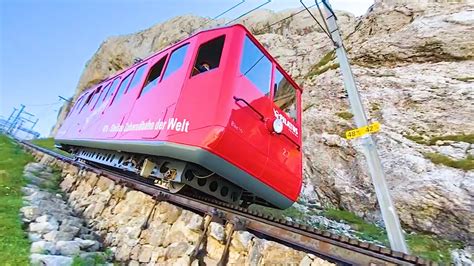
[
  {"left": 171, "top": 33, "right": 227, "bottom": 145},
  {"left": 262, "top": 67, "right": 302, "bottom": 199},
  {"left": 226, "top": 35, "right": 272, "bottom": 177},
  {"left": 124, "top": 43, "right": 194, "bottom": 140}
]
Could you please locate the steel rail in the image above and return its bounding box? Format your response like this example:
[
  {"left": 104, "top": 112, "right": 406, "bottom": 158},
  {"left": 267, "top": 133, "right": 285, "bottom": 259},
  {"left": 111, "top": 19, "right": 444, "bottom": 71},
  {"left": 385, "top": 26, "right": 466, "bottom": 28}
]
[{"left": 20, "top": 140, "right": 431, "bottom": 265}]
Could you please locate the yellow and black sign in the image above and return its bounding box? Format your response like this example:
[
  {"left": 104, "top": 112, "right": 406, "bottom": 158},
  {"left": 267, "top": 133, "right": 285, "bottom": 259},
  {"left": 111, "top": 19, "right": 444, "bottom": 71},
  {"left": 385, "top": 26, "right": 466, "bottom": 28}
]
[{"left": 345, "top": 122, "right": 381, "bottom": 140}]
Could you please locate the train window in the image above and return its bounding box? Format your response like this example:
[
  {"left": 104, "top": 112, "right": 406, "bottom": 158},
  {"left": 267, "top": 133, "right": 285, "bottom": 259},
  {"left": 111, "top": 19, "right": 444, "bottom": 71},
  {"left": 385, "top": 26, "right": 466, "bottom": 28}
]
[
  {"left": 89, "top": 86, "right": 103, "bottom": 109},
  {"left": 111, "top": 72, "right": 133, "bottom": 104},
  {"left": 192, "top": 35, "right": 225, "bottom": 76},
  {"left": 139, "top": 56, "right": 167, "bottom": 97},
  {"left": 273, "top": 69, "right": 297, "bottom": 122},
  {"left": 79, "top": 92, "right": 93, "bottom": 113},
  {"left": 128, "top": 64, "right": 148, "bottom": 91},
  {"left": 69, "top": 96, "right": 84, "bottom": 115},
  {"left": 97, "top": 82, "right": 112, "bottom": 104},
  {"left": 104, "top": 78, "right": 122, "bottom": 105},
  {"left": 162, "top": 44, "right": 189, "bottom": 80},
  {"left": 240, "top": 36, "right": 272, "bottom": 96}
]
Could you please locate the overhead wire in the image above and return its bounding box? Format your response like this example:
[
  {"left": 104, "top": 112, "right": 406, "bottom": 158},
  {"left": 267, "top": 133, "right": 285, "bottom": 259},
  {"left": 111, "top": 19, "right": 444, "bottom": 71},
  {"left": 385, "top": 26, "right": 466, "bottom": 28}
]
[
  {"left": 299, "top": 0, "right": 335, "bottom": 44},
  {"left": 204, "top": 0, "right": 246, "bottom": 26},
  {"left": 253, "top": 3, "right": 317, "bottom": 35},
  {"left": 226, "top": 0, "right": 272, "bottom": 25}
]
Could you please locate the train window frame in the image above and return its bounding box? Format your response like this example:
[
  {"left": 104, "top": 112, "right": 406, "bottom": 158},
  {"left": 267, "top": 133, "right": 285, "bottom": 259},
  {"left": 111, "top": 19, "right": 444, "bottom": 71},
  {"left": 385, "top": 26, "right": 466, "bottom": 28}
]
[
  {"left": 272, "top": 67, "right": 298, "bottom": 123},
  {"left": 79, "top": 92, "right": 93, "bottom": 113},
  {"left": 96, "top": 81, "right": 112, "bottom": 105},
  {"left": 239, "top": 35, "right": 272, "bottom": 97},
  {"left": 69, "top": 95, "right": 85, "bottom": 116},
  {"left": 139, "top": 55, "right": 168, "bottom": 97},
  {"left": 103, "top": 78, "right": 121, "bottom": 105},
  {"left": 191, "top": 35, "right": 226, "bottom": 77},
  {"left": 162, "top": 43, "right": 190, "bottom": 81},
  {"left": 89, "top": 85, "right": 103, "bottom": 110},
  {"left": 127, "top": 63, "right": 148, "bottom": 92},
  {"left": 110, "top": 72, "right": 133, "bottom": 105}
]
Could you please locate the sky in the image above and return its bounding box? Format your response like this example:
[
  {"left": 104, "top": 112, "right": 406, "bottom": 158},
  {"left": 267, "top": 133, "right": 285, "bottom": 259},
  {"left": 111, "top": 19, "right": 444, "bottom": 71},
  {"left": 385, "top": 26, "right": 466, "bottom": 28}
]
[{"left": 0, "top": 0, "right": 373, "bottom": 137}]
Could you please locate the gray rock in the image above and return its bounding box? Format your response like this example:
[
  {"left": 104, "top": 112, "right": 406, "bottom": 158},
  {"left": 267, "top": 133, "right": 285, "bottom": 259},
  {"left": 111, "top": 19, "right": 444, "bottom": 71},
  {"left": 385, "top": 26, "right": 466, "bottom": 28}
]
[
  {"left": 74, "top": 238, "right": 100, "bottom": 251},
  {"left": 28, "top": 233, "right": 42, "bottom": 242},
  {"left": 31, "top": 240, "right": 56, "bottom": 254},
  {"left": 436, "top": 145, "right": 466, "bottom": 160},
  {"left": 43, "top": 231, "right": 75, "bottom": 242},
  {"left": 451, "top": 142, "right": 470, "bottom": 151},
  {"left": 209, "top": 222, "right": 225, "bottom": 242},
  {"left": 30, "top": 254, "right": 73, "bottom": 266},
  {"left": 59, "top": 224, "right": 81, "bottom": 236},
  {"left": 21, "top": 186, "right": 38, "bottom": 196},
  {"left": 36, "top": 214, "right": 51, "bottom": 223},
  {"left": 29, "top": 220, "right": 59, "bottom": 234},
  {"left": 20, "top": 206, "right": 41, "bottom": 221},
  {"left": 56, "top": 241, "right": 81, "bottom": 256}
]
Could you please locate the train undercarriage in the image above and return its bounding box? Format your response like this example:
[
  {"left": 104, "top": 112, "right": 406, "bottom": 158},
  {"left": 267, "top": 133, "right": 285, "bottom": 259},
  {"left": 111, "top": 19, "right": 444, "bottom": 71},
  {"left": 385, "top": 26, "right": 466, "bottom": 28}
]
[{"left": 62, "top": 145, "right": 273, "bottom": 208}]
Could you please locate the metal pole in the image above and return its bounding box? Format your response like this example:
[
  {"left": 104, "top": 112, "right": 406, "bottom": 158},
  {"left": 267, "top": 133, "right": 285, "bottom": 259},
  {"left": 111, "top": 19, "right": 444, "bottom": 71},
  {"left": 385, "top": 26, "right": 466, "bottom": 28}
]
[
  {"left": 8, "top": 104, "right": 25, "bottom": 134},
  {"left": 31, "top": 118, "right": 39, "bottom": 130},
  {"left": 4, "top": 108, "right": 17, "bottom": 131},
  {"left": 321, "top": 0, "right": 409, "bottom": 253}
]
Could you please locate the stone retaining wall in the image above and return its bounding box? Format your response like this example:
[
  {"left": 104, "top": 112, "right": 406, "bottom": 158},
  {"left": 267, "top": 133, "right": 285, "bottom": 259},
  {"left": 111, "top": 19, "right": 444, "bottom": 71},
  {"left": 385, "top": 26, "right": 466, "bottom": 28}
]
[{"left": 30, "top": 151, "right": 333, "bottom": 265}]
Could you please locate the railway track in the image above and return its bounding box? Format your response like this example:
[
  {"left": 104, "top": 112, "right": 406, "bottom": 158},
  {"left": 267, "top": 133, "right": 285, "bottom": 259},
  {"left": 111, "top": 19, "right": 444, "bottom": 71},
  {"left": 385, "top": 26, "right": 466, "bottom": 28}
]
[{"left": 20, "top": 140, "right": 432, "bottom": 265}]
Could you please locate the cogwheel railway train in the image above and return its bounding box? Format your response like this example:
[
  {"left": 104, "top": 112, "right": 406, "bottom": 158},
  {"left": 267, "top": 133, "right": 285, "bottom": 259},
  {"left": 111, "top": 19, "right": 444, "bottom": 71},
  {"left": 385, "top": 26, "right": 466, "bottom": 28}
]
[{"left": 56, "top": 24, "right": 303, "bottom": 209}]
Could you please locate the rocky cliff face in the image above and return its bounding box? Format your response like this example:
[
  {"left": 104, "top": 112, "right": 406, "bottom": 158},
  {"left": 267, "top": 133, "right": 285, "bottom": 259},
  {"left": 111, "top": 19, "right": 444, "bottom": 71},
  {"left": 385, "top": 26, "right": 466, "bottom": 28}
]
[{"left": 51, "top": 0, "right": 474, "bottom": 243}]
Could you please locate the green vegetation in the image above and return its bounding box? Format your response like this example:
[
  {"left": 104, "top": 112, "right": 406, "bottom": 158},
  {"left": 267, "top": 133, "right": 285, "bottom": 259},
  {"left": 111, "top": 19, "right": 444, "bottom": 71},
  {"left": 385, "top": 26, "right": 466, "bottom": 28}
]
[
  {"left": 430, "top": 134, "right": 474, "bottom": 145},
  {"left": 31, "top": 138, "right": 71, "bottom": 157},
  {"left": 324, "top": 209, "right": 388, "bottom": 244},
  {"left": 0, "top": 134, "right": 34, "bottom": 264},
  {"left": 250, "top": 205, "right": 463, "bottom": 263},
  {"left": 424, "top": 153, "right": 474, "bottom": 171},
  {"left": 371, "top": 102, "right": 381, "bottom": 112},
  {"left": 405, "top": 134, "right": 427, "bottom": 145},
  {"left": 303, "top": 103, "right": 315, "bottom": 112},
  {"left": 324, "top": 209, "right": 463, "bottom": 263},
  {"left": 37, "top": 167, "right": 63, "bottom": 194},
  {"left": 405, "top": 134, "right": 474, "bottom": 145},
  {"left": 453, "top": 76, "right": 474, "bottom": 82},
  {"left": 72, "top": 252, "right": 108, "bottom": 266},
  {"left": 336, "top": 111, "right": 354, "bottom": 120},
  {"left": 306, "top": 50, "right": 339, "bottom": 77},
  {"left": 248, "top": 205, "right": 309, "bottom": 221}
]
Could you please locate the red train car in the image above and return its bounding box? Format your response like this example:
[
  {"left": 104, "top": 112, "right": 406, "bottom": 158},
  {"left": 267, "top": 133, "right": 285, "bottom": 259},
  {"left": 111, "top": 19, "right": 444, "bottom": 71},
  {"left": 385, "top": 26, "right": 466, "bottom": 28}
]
[{"left": 56, "top": 24, "right": 302, "bottom": 209}]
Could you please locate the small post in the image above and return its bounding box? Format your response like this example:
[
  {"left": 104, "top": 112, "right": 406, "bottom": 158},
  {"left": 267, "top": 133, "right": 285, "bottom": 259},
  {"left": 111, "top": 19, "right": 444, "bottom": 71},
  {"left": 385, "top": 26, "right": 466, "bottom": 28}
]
[{"left": 320, "top": 0, "right": 409, "bottom": 253}]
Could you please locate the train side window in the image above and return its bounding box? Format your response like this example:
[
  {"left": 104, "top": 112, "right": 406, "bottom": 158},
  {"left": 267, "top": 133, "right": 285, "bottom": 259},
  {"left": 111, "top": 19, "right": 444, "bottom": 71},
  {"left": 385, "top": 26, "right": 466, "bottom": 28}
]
[
  {"left": 128, "top": 64, "right": 148, "bottom": 91},
  {"left": 79, "top": 92, "right": 93, "bottom": 113},
  {"left": 192, "top": 35, "right": 225, "bottom": 76},
  {"left": 139, "top": 56, "right": 167, "bottom": 97},
  {"left": 70, "top": 96, "right": 84, "bottom": 115},
  {"left": 89, "top": 86, "right": 103, "bottom": 109},
  {"left": 104, "top": 78, "right": 121, "bottom": 103},
  {"left": 240, "top": 36, "right": 272, "bottom": 96},
  {"left": 111, "top": 73, "right": 133, "bottom": 104},
  {"left": 162, "top": 44, "right": 189, "bottom": 80},
  {"left": 273, "top": 69, "right": 297, "bottom": 122},
  {"left": 97, "top": 82, "right": 112, "bottom": 104}
]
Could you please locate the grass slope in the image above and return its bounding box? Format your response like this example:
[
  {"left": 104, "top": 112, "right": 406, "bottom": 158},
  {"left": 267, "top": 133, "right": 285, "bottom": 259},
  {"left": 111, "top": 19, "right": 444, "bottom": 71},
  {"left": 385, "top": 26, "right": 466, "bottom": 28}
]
[
  {"left": 0, "top": 135, "right": 34, "bottom": 265},
  {"left": 31, "top": 138, "right": 71, "bottom": 157}
]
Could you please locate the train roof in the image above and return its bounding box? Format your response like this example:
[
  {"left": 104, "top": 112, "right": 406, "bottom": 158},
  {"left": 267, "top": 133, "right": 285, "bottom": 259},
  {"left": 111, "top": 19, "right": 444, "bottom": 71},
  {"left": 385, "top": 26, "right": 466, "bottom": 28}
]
[{"left": 79, "top": 24, "right": 302, "bottom": 97}]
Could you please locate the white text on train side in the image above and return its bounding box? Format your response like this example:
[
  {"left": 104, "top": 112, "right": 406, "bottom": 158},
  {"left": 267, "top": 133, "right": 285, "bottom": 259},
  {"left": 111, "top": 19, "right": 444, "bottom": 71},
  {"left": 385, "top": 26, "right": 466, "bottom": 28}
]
[
  {"left": 101, "top": 118, "right": 190, "bottom": 133},
  {"left": 273, "top": 109, "right": 298, "bottom": 136}
]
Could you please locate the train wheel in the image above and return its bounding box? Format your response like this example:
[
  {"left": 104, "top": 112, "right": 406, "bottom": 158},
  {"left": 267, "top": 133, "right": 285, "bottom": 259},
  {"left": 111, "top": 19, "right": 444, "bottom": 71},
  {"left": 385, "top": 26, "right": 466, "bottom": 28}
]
[{"left": 168, "top": 182, "right": 185, "bottom": 193}]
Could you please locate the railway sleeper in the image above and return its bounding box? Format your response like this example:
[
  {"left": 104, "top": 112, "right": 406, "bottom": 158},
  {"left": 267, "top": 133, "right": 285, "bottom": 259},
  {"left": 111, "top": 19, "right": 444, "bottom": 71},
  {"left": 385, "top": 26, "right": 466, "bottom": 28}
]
[{"left": 73, "top": 146, "right": 244, "bottom": 206}]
